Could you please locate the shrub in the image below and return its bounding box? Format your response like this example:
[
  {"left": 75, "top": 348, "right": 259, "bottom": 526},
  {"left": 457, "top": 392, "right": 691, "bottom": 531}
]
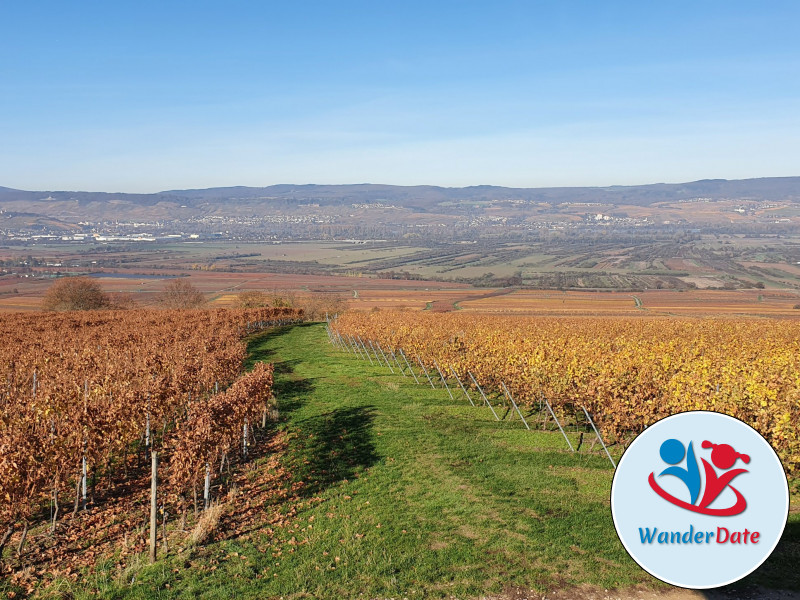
[
  {"left": 158, "top": 279, "right": 206, "bottom": 309},
  {"left": 41, "top": 276, "right": 110, "bottom": 311}
]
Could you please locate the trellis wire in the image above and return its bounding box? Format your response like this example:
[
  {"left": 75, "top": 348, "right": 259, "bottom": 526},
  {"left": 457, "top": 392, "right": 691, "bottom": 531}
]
[{"left": 326, "top": 322, "right": 615, "bottom": 468}]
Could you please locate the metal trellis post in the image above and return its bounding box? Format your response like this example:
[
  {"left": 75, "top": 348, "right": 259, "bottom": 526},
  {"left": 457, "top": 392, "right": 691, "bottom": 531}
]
[
  {"left": 543, "top": 397, "right": 574, "bottom": 451},
  {"left": 468, "top": 371, "right": 499, "bottom": 420},
  {"left": 581, "top": 406, "right": 616, "bottom": 468},
  {"left": 400, "top": 348, "right": 420, "bottom": 384},
  {"left": 450, "top": 367, "right": 475, "bottom": 406},
  {"left": 500, "top": 381, "right": 530, "bottom": 430}
]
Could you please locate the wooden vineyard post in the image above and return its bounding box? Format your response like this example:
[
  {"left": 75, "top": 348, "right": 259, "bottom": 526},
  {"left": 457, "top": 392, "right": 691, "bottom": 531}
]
[{"left": 150, "top": 451, "right": 158, "bottom": 563}]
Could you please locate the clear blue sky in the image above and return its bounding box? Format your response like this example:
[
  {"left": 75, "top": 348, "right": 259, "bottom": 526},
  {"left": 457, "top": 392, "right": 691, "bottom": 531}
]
[{"left": 1, "top": 1, "right": 798, "bottom": 192}]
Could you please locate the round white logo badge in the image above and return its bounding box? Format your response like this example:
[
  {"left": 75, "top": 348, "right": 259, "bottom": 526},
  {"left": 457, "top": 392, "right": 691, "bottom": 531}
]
[{"left": 610, "top": 411, "right": 789, "bottom": 589}]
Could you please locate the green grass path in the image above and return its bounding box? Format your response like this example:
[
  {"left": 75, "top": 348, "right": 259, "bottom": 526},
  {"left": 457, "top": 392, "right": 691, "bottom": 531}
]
[
  {"left": 241, "top": 323, "right": 639, "bottom": 598},
  {"left": 83, "top": 323, "right": 798, "bottom": 599}
]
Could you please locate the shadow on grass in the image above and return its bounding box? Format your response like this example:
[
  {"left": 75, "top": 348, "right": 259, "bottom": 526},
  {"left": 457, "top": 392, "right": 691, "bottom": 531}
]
[
  {"left": 245, "top": 323, "right": 378, "bottom": 497},
  {"left": 275, "top": 376, "right": 316, "bottom": 416},
  {"left": 245, "top": 322, "right": 320, "bottom": 363},
  {"left": 733, "top": 517, "right": 800, "bottom": 591},
  {"left": 290, "top": 406, "right": 378, "bottom": 497},
  {"left": 245, "top": 325, "right": 317, "bottom": 415}
]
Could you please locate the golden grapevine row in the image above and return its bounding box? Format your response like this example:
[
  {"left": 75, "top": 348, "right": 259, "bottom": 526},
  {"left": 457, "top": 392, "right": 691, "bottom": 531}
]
[
  {"left": 332, "top": 311, "right": 800, "bottom": 474},
  {"left": 0, "top": 307, "right": 298, "bottom": 531}
]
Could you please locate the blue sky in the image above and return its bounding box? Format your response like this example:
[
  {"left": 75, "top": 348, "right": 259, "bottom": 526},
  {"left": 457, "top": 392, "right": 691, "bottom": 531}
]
[{"left": 1, "top": 1, "right": 798, "bottom": 192}]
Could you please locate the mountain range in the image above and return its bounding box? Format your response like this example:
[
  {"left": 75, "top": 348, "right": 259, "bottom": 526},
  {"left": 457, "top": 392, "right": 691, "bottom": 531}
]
[{"left": 1, "top": 177, "right": 799, "bottom": 222}]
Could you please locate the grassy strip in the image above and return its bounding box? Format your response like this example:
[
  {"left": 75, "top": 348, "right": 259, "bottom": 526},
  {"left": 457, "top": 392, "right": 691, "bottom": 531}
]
[{"left": 32, "top": 322, "right": 800, "bottom": 598}]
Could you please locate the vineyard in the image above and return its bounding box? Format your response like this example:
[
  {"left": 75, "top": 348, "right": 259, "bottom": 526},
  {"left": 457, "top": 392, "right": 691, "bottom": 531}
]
[
  {"left": 330, "top": 311, "right": 800, "bottom": 476},
  {"left": 0, "top": 306, "right": 302, "bottom": 571}
]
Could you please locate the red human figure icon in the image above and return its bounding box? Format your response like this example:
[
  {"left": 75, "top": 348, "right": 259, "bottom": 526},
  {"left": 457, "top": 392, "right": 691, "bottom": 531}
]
[{"left": 698, "top": 441, "right": 750, "bottom": 512}]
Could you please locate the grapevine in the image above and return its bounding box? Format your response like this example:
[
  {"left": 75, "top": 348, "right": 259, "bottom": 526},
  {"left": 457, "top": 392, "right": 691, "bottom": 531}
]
[{"left": 331, "top": 311, "right": 800, "bottom": 475}]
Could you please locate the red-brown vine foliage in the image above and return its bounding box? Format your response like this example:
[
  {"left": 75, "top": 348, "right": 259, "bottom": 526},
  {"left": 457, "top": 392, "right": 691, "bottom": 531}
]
[{"left": 0, "top": 307, "right": 299, "bottom": 532}]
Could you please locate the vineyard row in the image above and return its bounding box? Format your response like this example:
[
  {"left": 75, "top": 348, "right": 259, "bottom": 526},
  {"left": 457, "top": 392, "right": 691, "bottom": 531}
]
[
  {"left": 329, "top": 311, "right": 800, "bottom": 476},
  {"left": 0, "top": 307, "right": 301, "bottom": 560}
]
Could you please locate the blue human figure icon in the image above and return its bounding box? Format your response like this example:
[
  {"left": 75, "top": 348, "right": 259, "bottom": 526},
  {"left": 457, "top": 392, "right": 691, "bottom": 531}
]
[{"left": 658, "top": 438, "right": 701, "bottom": 505}]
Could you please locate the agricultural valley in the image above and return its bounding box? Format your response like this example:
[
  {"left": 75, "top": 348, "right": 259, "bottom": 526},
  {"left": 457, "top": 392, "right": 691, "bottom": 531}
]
[{"left": 2, "top": 179, "right": 800, "bottom": 599}]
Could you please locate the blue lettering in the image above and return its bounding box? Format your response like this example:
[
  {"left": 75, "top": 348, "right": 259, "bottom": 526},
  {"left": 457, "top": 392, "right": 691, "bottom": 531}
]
[
  {"left": 637, "top": 526, "right": 722, "bottom": 544},
  {"left": 639, "top": 527, "right": 658, "bottom": 543},
  {"left": 681, "top": 525, "right": 694, "bottom": 543}
]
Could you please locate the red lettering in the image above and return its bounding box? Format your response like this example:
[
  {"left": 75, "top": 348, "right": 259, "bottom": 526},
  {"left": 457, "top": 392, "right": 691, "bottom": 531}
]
[
  {"left": 717, "top": 527, "right": 729, "bottom": 543},
  {"left": 715, "top": 527, "right": 760, "bottom": 544}
]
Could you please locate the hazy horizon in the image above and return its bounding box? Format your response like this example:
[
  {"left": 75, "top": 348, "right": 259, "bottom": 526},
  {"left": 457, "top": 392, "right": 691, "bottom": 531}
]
[
  {"left": 4, "top": 174, "right": 800, "bottom": 197},
  {"left": 2, "top": 1, "right": 799, "bottom": 193}
]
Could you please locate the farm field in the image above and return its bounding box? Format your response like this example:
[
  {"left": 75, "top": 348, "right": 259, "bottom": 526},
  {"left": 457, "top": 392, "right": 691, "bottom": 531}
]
[
  {"left": 4, "top": 323, "right": 796, "bottom": 599},
  {"left": 8, "top": 233, "right": 800, "bottom": 298},
  {"left": 0, "top": 270, "right": 471, "bottom": 311},
  {"left": 456, "top": 288, "right": 800, "bottom": 317},
  {"left": 3, "top": 264, "right": 800, "bottom": 317}
]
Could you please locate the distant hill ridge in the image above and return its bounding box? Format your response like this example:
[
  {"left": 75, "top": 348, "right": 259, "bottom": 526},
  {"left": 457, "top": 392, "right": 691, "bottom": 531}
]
[
  {"left": 1, "top": 177, "right": 799, "bottom": 221},
  {"left": 3, "top": 177, "right": 800, "bottom": 206}
]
